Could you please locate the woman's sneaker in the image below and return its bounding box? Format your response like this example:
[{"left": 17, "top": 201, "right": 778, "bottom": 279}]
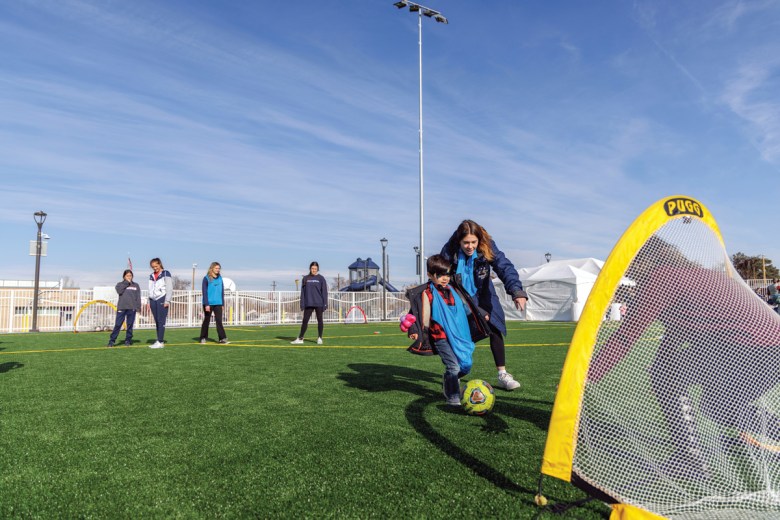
[
  {"left": 317, "top": 337, "right": 323, "bottom": 345},
  {"left": 290, "top": 338, "right": 304, "bottom": 344},
  {"left": 149, "top": 341, "right": 164, "bottom": 349},
  {"left": 219, "top": 339, "right": 230, "bottom": 344},
  {"left": 498, "top": 372, "right": 521, "bottom": 390}
]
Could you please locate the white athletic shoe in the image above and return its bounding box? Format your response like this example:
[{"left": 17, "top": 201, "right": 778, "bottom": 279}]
[
  {"left": 149, "top": 341, "right": 164, "bottom": 349},
  {"left": 290, "top": 338, "right": 304, "bottom": 345},
  {"left": 497, "top": 371, "right": 521, "bottom": 391},
  {"left": 317, "top": 337, "right": 323, "bottom": 345}
]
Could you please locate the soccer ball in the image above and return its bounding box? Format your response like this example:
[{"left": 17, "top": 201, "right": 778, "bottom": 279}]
[{"left": 460, "top": 379, "right": 495, "bottom": 416}]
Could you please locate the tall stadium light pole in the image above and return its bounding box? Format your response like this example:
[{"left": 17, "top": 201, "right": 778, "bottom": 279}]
[
  {"left": 30, "top": 210, "right": 47, "bottom": 332},
  {"left": 393, "top": 0, "right": 448, "bottom": 284},
  {"left": 380, "top": 238, "right": 388, "bottom": 321}
]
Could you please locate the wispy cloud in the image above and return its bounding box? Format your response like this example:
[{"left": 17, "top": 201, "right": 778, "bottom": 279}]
[
  {"left": 2, "top": 0, "right": 780, "bottom": 289},
  {"left": 720, "top": 59, "right": 780, "bottom": 163}
]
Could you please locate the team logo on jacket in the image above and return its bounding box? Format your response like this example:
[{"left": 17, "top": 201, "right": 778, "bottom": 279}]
[{"left": 476, "top": 265, "right": 490, "bottom": 281}]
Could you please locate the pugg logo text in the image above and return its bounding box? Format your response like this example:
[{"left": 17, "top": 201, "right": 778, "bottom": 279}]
[{"left": 664, "top": 198, "right": 704, "bottom": 218}]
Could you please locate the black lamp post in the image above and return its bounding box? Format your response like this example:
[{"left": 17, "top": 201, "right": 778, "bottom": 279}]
[
  {"left": 30, "top": 210, "right": 47, "bottom": 332},
  {"left": 545, "top": 252, "right": 551, "bottom": 263},
  {"left": 380, "top": 238, "right": 388, "bottom": 320}
]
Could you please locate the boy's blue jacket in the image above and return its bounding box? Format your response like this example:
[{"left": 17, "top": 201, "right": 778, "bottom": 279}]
[
  {"left": 440, "top": 239, "right": 527, "bottom": 336},
  {"left": 300, "top": 274, "right": 328, "bottom": 310},
  {"left": 404, "top": 278, "right": 489, "bottom": 356},
  {"left": 202, "top": 274, "right": 225, "bottom": 306}
]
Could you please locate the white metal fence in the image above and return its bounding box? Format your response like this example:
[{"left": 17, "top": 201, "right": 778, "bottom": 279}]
[
  {"left": 0, "top": 289, "right": 412, "bottom": 334},
  {"left": 5, "top": 278, "right": 775, "bottom": 334},
  {"left": 745, "top": 278, "right": 778, "bottom": 300}
]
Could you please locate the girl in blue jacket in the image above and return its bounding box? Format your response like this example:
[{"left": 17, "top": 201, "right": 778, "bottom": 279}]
[
  {"left": 291, "top": 261, "right": 328, "bottom": 345},
  {"left": 441, "top": 219, "right": 528, "bottom": 391},
  {"left": 200, "top": 262, "right": 229, "bottom": 344}
]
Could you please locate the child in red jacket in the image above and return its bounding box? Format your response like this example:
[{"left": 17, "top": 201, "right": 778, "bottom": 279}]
[{"left": 405, "top": 255, "right": 489, "bottom": 407}]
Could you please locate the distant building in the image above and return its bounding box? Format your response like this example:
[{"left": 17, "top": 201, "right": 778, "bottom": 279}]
[
  {"left": 0, "top": 279, "right": 62, "bottom": 288},
  {"left": 0, "top": 280, "right": 76, "bottom": 332}
]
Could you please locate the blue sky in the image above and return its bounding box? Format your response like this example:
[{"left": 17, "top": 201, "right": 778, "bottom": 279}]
[{"left": 2, "top": 0, "right": 779, "bottom": 290}]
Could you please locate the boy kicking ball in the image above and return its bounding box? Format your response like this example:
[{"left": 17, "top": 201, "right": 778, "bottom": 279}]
[{"left": 403, "top": 255, "right": 490, "bottom": 407}]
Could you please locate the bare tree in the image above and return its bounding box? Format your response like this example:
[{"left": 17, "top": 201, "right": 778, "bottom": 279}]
[
  {"left": 331, "top": 274, "right": 349, "bottom": 291},
  {"left": 60, "top": 276, "right": 77, "bottom": 288},
  {"left": 172, "top": 275, "right": 190, "bottom": 290}
]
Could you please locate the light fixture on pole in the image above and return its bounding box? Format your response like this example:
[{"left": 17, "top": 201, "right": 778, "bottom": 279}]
[
  {"left": 30, "top": 210, "right": 48, "bottom": 332},
  {"left": 392, "top": 0, "right": 447, "bottom": 283},
  {"left": 380, "top": 238, "right": 389, "bottom": 321},
  {"left": 413, "top": 246, "right": 421, "bottom": 277},
  {"left": 545, "top": 252, "right": 551, "bottom": 263}
]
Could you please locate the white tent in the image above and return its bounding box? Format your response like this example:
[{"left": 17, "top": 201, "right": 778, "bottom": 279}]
[{"left": 494, "top": 258, "right": 604, "bottom": 322}]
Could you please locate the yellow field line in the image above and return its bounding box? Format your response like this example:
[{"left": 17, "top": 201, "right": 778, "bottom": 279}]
[{"left": 0, "top": 340, "right": 570, "bottom": 355}]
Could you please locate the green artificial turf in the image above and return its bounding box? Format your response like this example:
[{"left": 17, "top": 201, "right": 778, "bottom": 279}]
[{"left": 0, "top": 322, "right": 609, "bottom": 518}]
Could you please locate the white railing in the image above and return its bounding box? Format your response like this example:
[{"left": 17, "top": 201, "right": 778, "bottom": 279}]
[
  {"left": 0, "top": 289, "right": 412, "bottom": 334},
  {"left": 745, "top": 278, "right": 778, "bottom": 300}
]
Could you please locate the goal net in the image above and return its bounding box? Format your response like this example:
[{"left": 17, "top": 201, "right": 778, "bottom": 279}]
[
  {"left": 541, "top": 196, "right": 780, "bottom": 519},
  {"left": 73, "top": 300, "right": 118, "bottom": 333},
  {"left": 344, "top": 305, "right": 367, "bottom": 324}
]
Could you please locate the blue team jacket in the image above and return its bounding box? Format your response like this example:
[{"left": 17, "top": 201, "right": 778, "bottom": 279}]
[
  {"left": 202, "top": 275, "right": 225, "bottom": 306},
  {"left": 440, "top": 239, "right": 527, "bottom": 336}
]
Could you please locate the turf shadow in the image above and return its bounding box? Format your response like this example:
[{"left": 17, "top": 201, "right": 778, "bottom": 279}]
[
  {"left": 406, "top": 394, "right": 531, "bottom": 495},
  {"left": 0, "top": 362, "right": 24, "bottom": 373},
  {"left": 339, "top": 363, "right": 541, "bottom": 497},
  {"left": 492, "top": 397, "right": 553, "bottom": 432},
  {"left": 339, "top": 363, "right": 440, "bottom": 396}
]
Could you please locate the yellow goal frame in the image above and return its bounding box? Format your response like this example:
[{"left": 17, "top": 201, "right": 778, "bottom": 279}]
[{"left": 73, "top": 299, "right": 118, "bottom": 333}]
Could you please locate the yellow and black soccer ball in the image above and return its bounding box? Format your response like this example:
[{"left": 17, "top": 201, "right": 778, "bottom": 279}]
[{"left": 460, "top": 379, "right": 495, "bottom": 416}]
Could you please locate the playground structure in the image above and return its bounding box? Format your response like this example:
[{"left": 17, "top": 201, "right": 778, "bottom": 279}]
[{"left": 339, "top": 257, "right": 400, "bottom": 293}]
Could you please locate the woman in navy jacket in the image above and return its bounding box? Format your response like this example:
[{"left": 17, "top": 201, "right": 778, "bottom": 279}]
[
  {"left": 291, "top": 261, "right": 328, "bottom": 345},
  {"left": 441, "top": 219, "right": 528, "bottom": 390}
]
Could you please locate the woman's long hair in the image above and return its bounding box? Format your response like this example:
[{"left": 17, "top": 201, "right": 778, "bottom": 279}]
[
  {"left": 207, "top": 262, "right": 221, "bottom": 279},
  {"left": 445, "top": 219, "right": 495, "bottom": 262}
]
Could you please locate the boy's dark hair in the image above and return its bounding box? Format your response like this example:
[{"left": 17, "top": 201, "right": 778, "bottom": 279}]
[{"left": 427, "top": 254, "right": 451, "bottom": 276}]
